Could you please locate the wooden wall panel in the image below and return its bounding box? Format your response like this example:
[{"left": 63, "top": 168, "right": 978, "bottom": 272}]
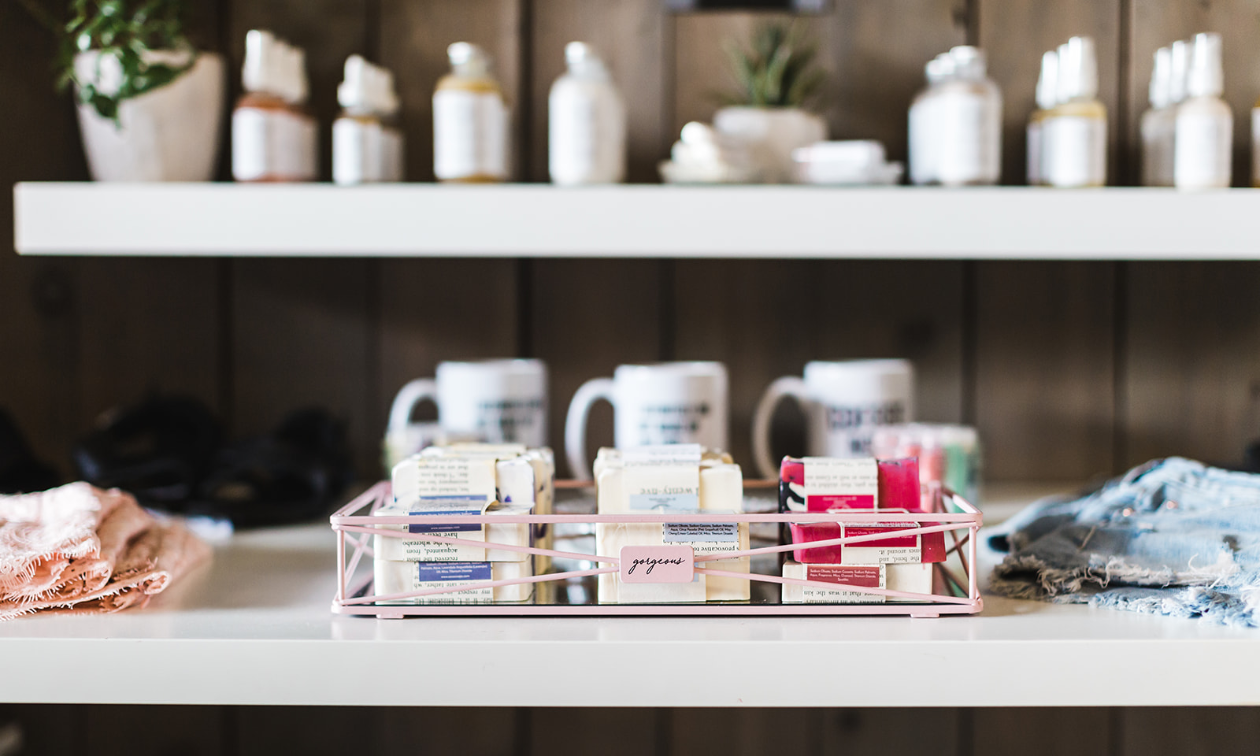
[
  {"left": 376, "top": 259, "right": 519, "bottom": 476},
  {"left": 1123, "top": 708, "right": 1260, "bottom": 756},
  {"left": 377, "top": 707, "right": 517, "bottom": 755},
  {"left": 531, "top": 0, "right": 667, "bottom": 182},
  {"left": 379, "top": 0, "right": 522, "bottom": 182},
  {"left": 674, "top": 709, "right": 817, "bottom": 755},
  {"left": 1128, "top": 1, "right": 1260, "bottom": 186},
  {"left": 974, "top": 262, "right": 1116, "bottom": 482},
  {"left": 1123, "top": 262, "right": 1260, "bottom": 469},
  {"left": 533, "top": 260, "right": 662, "bottom": 478},
  {"left": 531, "top": 709, "right": 659, "bottom": 756},
  {"left": 978, "top": 0, "right": 1122, "bottom": 185},
  {"left": 822, "top": 709, "right": 960, "bottom": 756},
  {"left": 235, "top": 706, "right": 373, "bottom": 756},
  {"left": 85, "top": 705, "right": 223, "bottom": 756},
  {"left": 975, "top": 708, "right": 1111, "bottom": 756}
]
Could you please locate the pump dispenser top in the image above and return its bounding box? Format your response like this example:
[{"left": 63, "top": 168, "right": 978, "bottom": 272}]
[{"left": 1186, "top": 32, "right": 1224, "bottom": 98}]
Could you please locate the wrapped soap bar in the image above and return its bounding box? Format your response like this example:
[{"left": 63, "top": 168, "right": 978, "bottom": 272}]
[
  {"left": 595, "top": 519, "right": 750, "bottom": 603},
  {"left": 781, "top": 560, "right": 933, "bottom": 604},
  {"left": 594, "top": 445, "right": 749, "bottom": 603},
  {"left": 778, "top": 457, "right": 878, "bottom": 512},
  {"left": 373, "top": 499, "right": 532, "bottom": 562},
  {"left": 787, "top": 515, "right": 946, "bottom": 564},
  {"left": 375, "top": 559, "right": 534, "bottom": 604}
]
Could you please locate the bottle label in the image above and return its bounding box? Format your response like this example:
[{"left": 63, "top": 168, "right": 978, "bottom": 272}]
[
  {"left": 549, "top": 86, "right": 625, "bottom": 184},
  {"left": 1026, "top": 121, "right": 1042, "bottom": 185},
  {"left": 333, "top": 118, "right": 382, "bottom": 185},
  {"left": 1175, "top": 108, "right": 1232, "bottom": 189},
  {"left": 1141, "top": 109, "right": 1175, "bottom": 187},
  {"left": 232, "top": 107, "right": 317, "bottom": 182},
  {"left": 1044, "top": 115, "right": 1107, "bottom": 188},
  {"left": 434, "top": 89, "right": 508, "bottom": 180},
  {"left": 935, "top": 93, "right": 1000, "bottom": 185}
]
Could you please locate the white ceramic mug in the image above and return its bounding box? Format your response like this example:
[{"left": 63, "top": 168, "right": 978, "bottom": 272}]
[
  {"left": 565, "top": 362, "right": 729, "bottom": 479},
  {"left": 752, "top": 359, "right": 915, "bottom": 478},
  {"left": 386, "top": 360, "right": 548, "bottom": 466}
]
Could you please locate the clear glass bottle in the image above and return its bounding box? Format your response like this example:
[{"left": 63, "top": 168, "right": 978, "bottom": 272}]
[
  {"left": 1027, "top": 50, "right": 1059, "bottom": 186},
  {"left": 1042, "top": 36, "right": 1106, "bottom": 188},
  {"left": 908, "top": 53, "right": 954, "bottom": 186},
  {"left": 1175, "top": 32, "right": 1232, "bottom": 189},
  {"left": 934, "top": 46, "right": 1001, "bottom": 186},
  {"left": 333, "top": 55, "right": 403, "bottom": 185},
  {"left": 1141, "top": 47, "right": 1175, "bottom": 187},
  {"left": 549, "top": 42, "right": 626, "bottom": 185},
  {"left": 433, "top": 42, "right": 509, "bottom": 183},
  {"left": 231, "top": 30, "right": 317, "bottom": 183}
]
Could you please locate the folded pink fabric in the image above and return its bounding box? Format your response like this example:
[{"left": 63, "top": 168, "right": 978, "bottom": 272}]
[{"left": 0, "top": 484, "right": 210, "bottom": 620}]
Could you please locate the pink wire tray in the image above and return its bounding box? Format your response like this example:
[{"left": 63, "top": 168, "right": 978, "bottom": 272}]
[{"left": 330, "top": 482, "right": 983, "bottom": 618}]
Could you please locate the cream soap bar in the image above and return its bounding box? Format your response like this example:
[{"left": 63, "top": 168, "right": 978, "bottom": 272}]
[
  {"left": 374, "top": 559, "right": 534, "bottom": 605},
  {"left": 781, "top": 560, "right": 932, "bottom": 604},
  {"left": 594, "top": 452, "right": 743, "bottom": 514},
  {"left": 373, "top": 500, "right": 532, "bottom": 562},
  {"left": 596, "top": 520, "right": 750, "bottom": 603}
]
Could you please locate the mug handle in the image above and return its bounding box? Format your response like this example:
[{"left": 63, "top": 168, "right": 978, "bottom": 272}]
[
  {"left": 564, "top": 377, "right": 615, "bottom": 480},
  {"left": 752, "top": 376, "right": 812, "bottom": 480},
  {"left": 388, "top": 378, "right": 438, "bottom": 436}
]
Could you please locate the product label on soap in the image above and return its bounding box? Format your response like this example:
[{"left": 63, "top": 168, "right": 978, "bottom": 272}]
[
  {"left": 623, "top": 445, "right": 701, "bottom": 511},
  {"left": 662, "top": 522, "right": 741, "bottom": 558},
  {"left": 840, "top": 521, "right": 921, "bottom": 565},
  {"left": 800, "top": 564, "right": 885, "bottom": 604},
  {"left": 620, "top": 545, "right": 695, "bottom": 584},
  {"left": 398, "top": 494, "right": 490, "bottom": 562},
  {"left": 803, "top": 458, "right": 877, "bottom": 510},
  {"left": 414, "top": 562, "right": 494, "bottom": 603},
  {"left": 412, "top": 457, "right": 497, "bottom": 500}
]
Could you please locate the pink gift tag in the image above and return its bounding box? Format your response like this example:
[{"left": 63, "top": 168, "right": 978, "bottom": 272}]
[{"left": 619, "top": 545, "right": 695, "bottom": 584}]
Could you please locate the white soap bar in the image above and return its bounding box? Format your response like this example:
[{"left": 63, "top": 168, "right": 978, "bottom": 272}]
[
  {"left": 595, "top": 520, "right": 750, "bottom": 603},
  {"left": 374, "top": 559, "right": 534, "bottom": 605},
  {"left": 596, "top": 459, "right": 743, "bottom": 514},
  {"left": 373, "top": 500, "right": 532, "bottom": 562},
  {"left": 781, "top": 561, "right": 932, "bottom": 604},
  {"left": 392, "top": 454, "right": 499, "bottom": 508}
]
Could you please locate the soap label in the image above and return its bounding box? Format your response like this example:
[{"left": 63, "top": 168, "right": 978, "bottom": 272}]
[
  {"left": 412, "top": 457, "right": 497, "bottom": 500},
  {"left": 662, "top": 522, "right": 742, "bottom": 558},
  {"left": 799, "top": 564, "right": 885, "bottom": 604},
  {"left": 620, "top": 545, "right": 695, "bottom": 584},
  {"left": 414, "top": 562, "right": 494, "bottom": 604},
  {"left": 803, "top": 458, "right": 877, "bottom": 510},
  {"left": 397, "top": 494, "right": 490, "bottom": 562},
  {"left": 840, "top": 521, "right": 921, "bottom": 565},
  {"left": 623, "top": 445, "right": 701, "bottom": 511}
]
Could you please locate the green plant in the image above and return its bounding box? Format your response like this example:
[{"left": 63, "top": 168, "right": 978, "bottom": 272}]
[
  {"left": 16, "top": 0, "right": 195, "bottom": 123},
  {"left": 719, "top": 21, "right": 824, "bottom": 108}
]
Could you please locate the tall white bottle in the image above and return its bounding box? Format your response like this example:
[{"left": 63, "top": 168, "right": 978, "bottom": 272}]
[
  {"left": 1141, "top": 47, "right": 1175, "bottom": 186},
  {"left": 433, "top": 42, "right": 509, "bottom": 182},
  {"left": 934, "top": 46, "right": 1001, "bottom": 186},
  {"left": 1175, "top": 33, "right": 1232, "bottom": 189},
  {"left": 908, "top": 54, "right": 954, "bottom": 185},
  {"left": 1043, "top": 36, "right": 1107, "bottom": 188},
  {"left": 549, "top": 42, "right": 626, "bottom": 185},
  {"left": 1027, "top": 50, "right": 1059, "bottom": 185}
]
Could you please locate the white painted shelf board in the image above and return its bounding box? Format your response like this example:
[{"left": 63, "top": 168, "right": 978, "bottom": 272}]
[
  {"left": 1, "top": 481, "right": 1256, "bottom": 708},
  {"left": 15, "top": 182, "right": 1260, "bottom": 259}
]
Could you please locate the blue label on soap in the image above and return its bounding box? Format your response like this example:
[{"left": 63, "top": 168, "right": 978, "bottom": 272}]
[
  {"left": 408, "top": 495, "right": 488, "bottom": 533},
  {"left": 417, "top": 562, "right": 493, "bottom": 582},
  {"left": 628, "top": 493, "right": 700, "bottom": 512}
]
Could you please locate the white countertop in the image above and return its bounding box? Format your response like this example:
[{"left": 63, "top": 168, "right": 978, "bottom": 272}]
[{"left": 1, "top": 482, "right": 1256, "bottom": 708}]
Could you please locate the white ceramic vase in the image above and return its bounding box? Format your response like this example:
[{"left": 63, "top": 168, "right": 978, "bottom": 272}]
[
  {"left": 74, "top": 50, "right": 225, "bottom": 181},
  {"left": 713, "top": 106, "right": 827, "bottom": 184}
]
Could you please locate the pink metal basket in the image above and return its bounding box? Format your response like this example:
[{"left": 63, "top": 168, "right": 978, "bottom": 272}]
[{"left": 330, "top": 482, "right": 983, "bottom": 618}]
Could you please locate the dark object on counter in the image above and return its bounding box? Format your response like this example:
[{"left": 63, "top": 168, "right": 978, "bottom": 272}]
[
  {"left": 0, "top": 409, "right": 60, "bottom": 494},
  {"left": 194, "top": 407, "right": 354, "bottom": 528},
  {"left": 73, "top": 394, "right": 221, "bottom": 506}
]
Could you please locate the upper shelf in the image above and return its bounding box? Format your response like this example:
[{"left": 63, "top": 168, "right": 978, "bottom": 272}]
[{"left": 14, "top": 182, "right": 1260, "bottom": 259}]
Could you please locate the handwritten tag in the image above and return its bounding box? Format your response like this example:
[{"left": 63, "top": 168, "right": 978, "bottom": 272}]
[{"left": 619, "top": 545, "right": 695, "bottom": 584}]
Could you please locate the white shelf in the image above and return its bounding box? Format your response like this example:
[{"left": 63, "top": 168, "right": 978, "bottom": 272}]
[
  {"left": 2, "top": 481, "right": 1257, "bottom": 708},
  {"left": 14, "top": 183, "right": 1260, "bottom": 259}
]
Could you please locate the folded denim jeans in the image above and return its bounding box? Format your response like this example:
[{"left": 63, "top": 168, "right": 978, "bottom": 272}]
[{"left": 990, "top": 457, "right": 1260, "bottom": 627}]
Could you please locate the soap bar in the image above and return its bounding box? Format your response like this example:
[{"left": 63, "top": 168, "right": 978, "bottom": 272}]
[
  {"left": 781, "top": 560, "right": 932, "bottom": 604},
  {"left": 596, "top": 450, "right": 743, "bottom": 514},
  {"left": 373, "top": 500, "right": 532, "bottom": 562},
  {"left": 878, "top": 457, "right": 922, "bottom": 512},
  {"left": 374, "top": 559, "right": 534, "bottom": 605},
  {"left": 777, "top": 457, "right": 878, "bottom": 512},
  {"left": 787, "top": 516, "right": 945, "bottom": 564},
  {"left": 596, "top": 520, "right": 750, "bottom": 602}
]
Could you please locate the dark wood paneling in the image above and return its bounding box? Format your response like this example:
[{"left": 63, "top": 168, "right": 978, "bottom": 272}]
[
  {"left": 1123, "top": 262, "right": 1260, "bottom": 469},
  {"left": 85, "top": 705, "right": 223, "bottom": 756},
  {"left": 235, "top": 706, "right": 372, "bottom": 756},
  {"left": 1123, "top": 707, "right": 1260, "bottom": 756},
  {"left": 531, "top": 708, "right": 659, "bottom": 756},
  {"left": 379, "top": 0, "right": 522, "bottom": 182},
  {"left": 377, "top": 707, "right": 517, "bottom": 755},
  {"left": 974, "top": 262, "right": 1116, "bottom": 481},
  {"left": 822, "top": 708, "right": 960, "bottom": 756},
  {"left": 231, "top": 260, "right": 376, "bottom": 473},
  {"left": 1128, "top": 1, "right": 1260, "bottom": 186},
  {"left": 674, "top": 709, "right": 817, "bottom": 755},
  {"left": 975, "top": 708, "right": 1111, "bottom": 756},
  {"left": 533, "top": 260, "right": 662, "bottom": 478},
  {"left": 978, "top": 0, "right": 1122, "bottom": 185},
  {"left": 531, "top": 0, "right": 667, "bottom": 182}
]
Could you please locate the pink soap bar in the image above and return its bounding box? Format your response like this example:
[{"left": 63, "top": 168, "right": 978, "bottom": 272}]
[
  {"left": 878, "top": 457, "right": 922, "bottom": 512},
  {"left": 787, "top": 520, "right": 946, "bottom": 564}
]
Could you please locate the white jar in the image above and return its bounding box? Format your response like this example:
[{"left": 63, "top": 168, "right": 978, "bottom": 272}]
[
  {"left": 433, "top": 42, "right": 509, "bottom": 182},
  {"left": 549, "top": 42, "right": 626, "bottom": 185}
]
